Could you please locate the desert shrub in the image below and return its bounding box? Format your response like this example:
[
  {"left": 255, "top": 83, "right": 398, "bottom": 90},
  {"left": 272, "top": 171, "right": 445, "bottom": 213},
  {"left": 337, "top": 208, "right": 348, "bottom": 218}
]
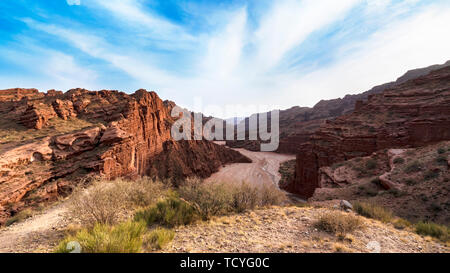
[
  {"left": 393, "top": 218, "right": 411, "bottom": 230},
  {"left": 353, "top": 202, "right": 393, "bottom": 223},
  {"left": 178, "top": 180, "right": 233, "bottom": 220},
  {"left": 5, "top": 208, "right": 34, "bottom": 226},
  {"left": 387, "top": 188, "right": 407, "bottom": 197},
  {"left": 55, "top": 221, "right": 146, "bottom": 253},
  {"left": 69, "top": 178, "right": 166, "bottom": 227},
  {"left": 415, "top": 222, "right": 449, "bottom": 242},
  {"left": 134, "top": 192, "right": 197, "bottom": 227},
  {"left": 393, "top": 157, "right": 405, "bottom": 165},
  {"left": 230, "top": 182, "right": 260, "bottom": 213},
  {"left": 259, "top": 183, "right": 287, "bottom": 206},
  {"left": 405, "top": 161, "right": 422, "bottom": 173},
  {"left": 124, "top": 177, "right": 167, "bottom": 207},
  {"left": 314, "top": 212, "right": 363, "bottom": 235},
  {"left": 436, "top": 155, "right": 447, "bottom": 166},
  {"left": 144, "top": 228, "right": 175, "bottom": 250},
  {"left": 424, "top": 170, "right": 440, "bottom": 180},
  {"left": 365, "top": 159, "right": 377, "bottom": 170},
  {"left": 178, "top": 180, "right": 286, "bottom": 219},
  {"left": 437, "top": 148, "right": 446, "bottom": 154}
]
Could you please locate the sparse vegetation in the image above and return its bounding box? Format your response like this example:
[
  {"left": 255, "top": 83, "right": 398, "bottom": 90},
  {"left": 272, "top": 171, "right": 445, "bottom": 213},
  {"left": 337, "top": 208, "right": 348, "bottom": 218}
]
[
  {"left": 278, "top": 159, "right": 296, "bottom": 185},
  {"left": 415, "top": 222, "right": 449, "bottom": 242},
  {"left": 424, "top": 170, "right": 440, "bottom": 180},
  {"left": 437, "top": 148, "right": 446, "bottom": 154},
  {"left": 405, "top": 161, "right": 422, "bottom": 173},
  {"left": 134, "top": 192, "right": 197, "bottom": 227},
  {"left": 436, "top": 155, "right": 447, "bottom": 166},
  {"left": 5, "top": 209, "right": 34, "bottom": 226},
  {"left": 353, "top": 202, "right": 393, "bottom": 223},
  {"left": 55, "top": 221, "right": 146, "bottom": 253},
  {"left": 331, "top": 162, "right": 346, "bottom": 170},
  {"left": 365, "top": 159, "right": 377, "bottom": 170},
  {"left": 178, "top": 180, "right": 286, "bottom": 220},
  {"left": 393, "top": 157, "right": 405, "bottom": 164},
  {"left": 314, "top": 212, "right": 363, "bottom": 236},
  {"left": 144, "top": 228, "right": 175, "bottom": 250},
  {"left": 69, "top": 178, "right": 167, "bottom": 227},
  {"left": 393, "top": 218, "right": 411, "bottom": 230}
]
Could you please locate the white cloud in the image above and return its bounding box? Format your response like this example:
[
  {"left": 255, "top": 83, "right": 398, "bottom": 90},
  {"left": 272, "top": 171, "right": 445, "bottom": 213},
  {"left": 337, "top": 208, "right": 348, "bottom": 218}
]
[
  {"left": 90, "top": 0, "right": 193, "bottom": 43},
  {"left": 278, "top": 3, "right": 450, "bottom": 107},
  {"left": 252, "top": 0, "right": 361, "bottom": 71},
  {"left": 13, "top": 0, "right": 450, "bottom": 118},
  {"left": 67, "top": 0, "right": 81, "bottom": 6}
]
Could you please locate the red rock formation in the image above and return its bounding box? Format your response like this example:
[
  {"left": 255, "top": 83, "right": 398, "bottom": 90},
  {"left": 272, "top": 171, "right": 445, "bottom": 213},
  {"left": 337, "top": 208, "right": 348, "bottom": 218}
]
[
  {"left": 0, "top": 88, "right": 250, "bottom": 225},
  {"left": 282, "top": 66, "right": 450, "bottom": 198},
  {"left": 227, "top": 61, "right": 450, "bottom": 154}
]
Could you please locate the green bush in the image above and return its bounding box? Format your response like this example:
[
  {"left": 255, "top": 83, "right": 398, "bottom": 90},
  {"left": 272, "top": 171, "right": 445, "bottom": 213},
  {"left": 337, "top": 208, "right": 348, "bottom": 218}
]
[
  {"left": 134, "top": 192, "right": 197, "bottom": 227},
  {"left": 144, "top": 228, "right": 175, "bottom": 250},
  {"left": 314, "top": 212, "right": 363, "bottom": 235},
  {"left": 437, "top": 148, "right": 446, "bottom": 154},
  {"left": 415, "top": 222, "right": 449, "bottom": 242},
  {"left": 353, "top": 202, "right": 393, "bottom": 223},
  {"left": 55, "top": 221, "right": 146, "bottom": 253}
]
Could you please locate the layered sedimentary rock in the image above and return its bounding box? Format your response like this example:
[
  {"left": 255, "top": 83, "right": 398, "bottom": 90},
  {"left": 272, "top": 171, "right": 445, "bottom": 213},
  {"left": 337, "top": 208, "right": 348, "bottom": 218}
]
[
  {"left": 282, "top": 66, "right": 450, "bottom": 198},
  {"left": 227, "top": 61, "right": 450, "bottom": 154},
  {"left": 0, "top": 88, "right": 250, "bottom": 225}
]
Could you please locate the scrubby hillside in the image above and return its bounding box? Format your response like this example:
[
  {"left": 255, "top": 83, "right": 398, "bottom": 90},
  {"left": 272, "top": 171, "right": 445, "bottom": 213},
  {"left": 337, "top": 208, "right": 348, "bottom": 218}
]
[{"left": 311, "top": 141, "right": 450, "bottom": 225}]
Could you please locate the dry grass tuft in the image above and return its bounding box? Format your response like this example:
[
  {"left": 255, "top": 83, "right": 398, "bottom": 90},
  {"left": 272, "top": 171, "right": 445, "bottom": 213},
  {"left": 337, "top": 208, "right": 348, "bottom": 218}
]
[{"left": 315, "top": 211, "right": 363, "bottom": 236}]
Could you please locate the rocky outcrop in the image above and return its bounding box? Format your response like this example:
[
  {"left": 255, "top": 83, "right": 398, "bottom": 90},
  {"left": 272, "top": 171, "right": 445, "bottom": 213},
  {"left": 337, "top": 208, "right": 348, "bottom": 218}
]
[
  {"left": 227, "top": 60, "right": 450, "bottom": 154},
  {"left": 0, "top": 88, "right": 250, "bottom": 225},
  {"left": 283, "top": 66, "right": 450, "bottom": 198}
]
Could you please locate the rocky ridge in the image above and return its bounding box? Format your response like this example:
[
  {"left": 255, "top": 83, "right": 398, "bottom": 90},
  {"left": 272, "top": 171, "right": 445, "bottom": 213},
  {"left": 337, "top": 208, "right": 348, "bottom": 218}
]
[
  {"left": 0, "top": 88, "right": 250, "bottom": 225},
  {"left": 281, "top": 66, "right": 450, "bottom": 200}
]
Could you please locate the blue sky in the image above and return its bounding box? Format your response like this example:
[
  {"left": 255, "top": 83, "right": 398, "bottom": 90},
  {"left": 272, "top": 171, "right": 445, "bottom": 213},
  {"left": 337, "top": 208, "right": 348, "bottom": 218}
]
[{"left": 1, "top": 0, "right": 450, "bottom": 117}]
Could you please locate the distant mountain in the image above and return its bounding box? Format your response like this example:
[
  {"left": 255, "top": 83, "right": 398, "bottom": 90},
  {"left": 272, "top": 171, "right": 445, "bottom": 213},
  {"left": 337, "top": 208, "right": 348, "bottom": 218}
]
[{"left": 226, "top": 60, "right": 450, "bottom": 153}]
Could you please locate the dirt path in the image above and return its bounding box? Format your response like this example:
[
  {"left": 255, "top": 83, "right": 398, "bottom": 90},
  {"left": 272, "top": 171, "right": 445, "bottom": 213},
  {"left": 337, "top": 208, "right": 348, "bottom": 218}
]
[
  {"left": 206, "top": 145, "right": 295, "bottom": 187},
  {"left": 0, "top": 202, "right": 69, "bottom": 253}
]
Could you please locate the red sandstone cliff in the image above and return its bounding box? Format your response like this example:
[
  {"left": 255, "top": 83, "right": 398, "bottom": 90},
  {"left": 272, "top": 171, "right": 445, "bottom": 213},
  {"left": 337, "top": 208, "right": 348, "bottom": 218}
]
[
  {"left": 281, "top": 66, "right": 450, "bottom": 198},
  {"left": 227, "top": 61, "right": 450, "bottom": 154},
  {"left": 0, "top": 88, "right": 250, "bottom": 225}
]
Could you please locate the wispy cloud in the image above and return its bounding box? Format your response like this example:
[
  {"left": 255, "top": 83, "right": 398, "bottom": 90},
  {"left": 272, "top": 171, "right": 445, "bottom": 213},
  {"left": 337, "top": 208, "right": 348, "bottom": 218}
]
[
  {"left": 67, "top": 0, "right": 81, "bottom": 6},
  {"left": 2, "top": 0, "right": 450, "bottom": 117}
]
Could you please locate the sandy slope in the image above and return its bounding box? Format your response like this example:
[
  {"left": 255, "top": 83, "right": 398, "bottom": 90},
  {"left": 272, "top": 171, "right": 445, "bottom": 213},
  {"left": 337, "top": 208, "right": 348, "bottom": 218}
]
[{"left": 0, "top": 202, "right": 69, "bottom": 253}]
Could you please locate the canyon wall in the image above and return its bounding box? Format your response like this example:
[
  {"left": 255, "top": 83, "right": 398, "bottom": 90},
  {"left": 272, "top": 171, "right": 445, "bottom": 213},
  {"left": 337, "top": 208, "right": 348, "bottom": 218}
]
[
  {"left": 0, "top": 88, "right": 250, "bottom": 225},
  {"left": 281, "top": 66, "right": 450, "bottom": 198},
  {"left": 227, "top": 61, "right": 450, "bottom": 154}
]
